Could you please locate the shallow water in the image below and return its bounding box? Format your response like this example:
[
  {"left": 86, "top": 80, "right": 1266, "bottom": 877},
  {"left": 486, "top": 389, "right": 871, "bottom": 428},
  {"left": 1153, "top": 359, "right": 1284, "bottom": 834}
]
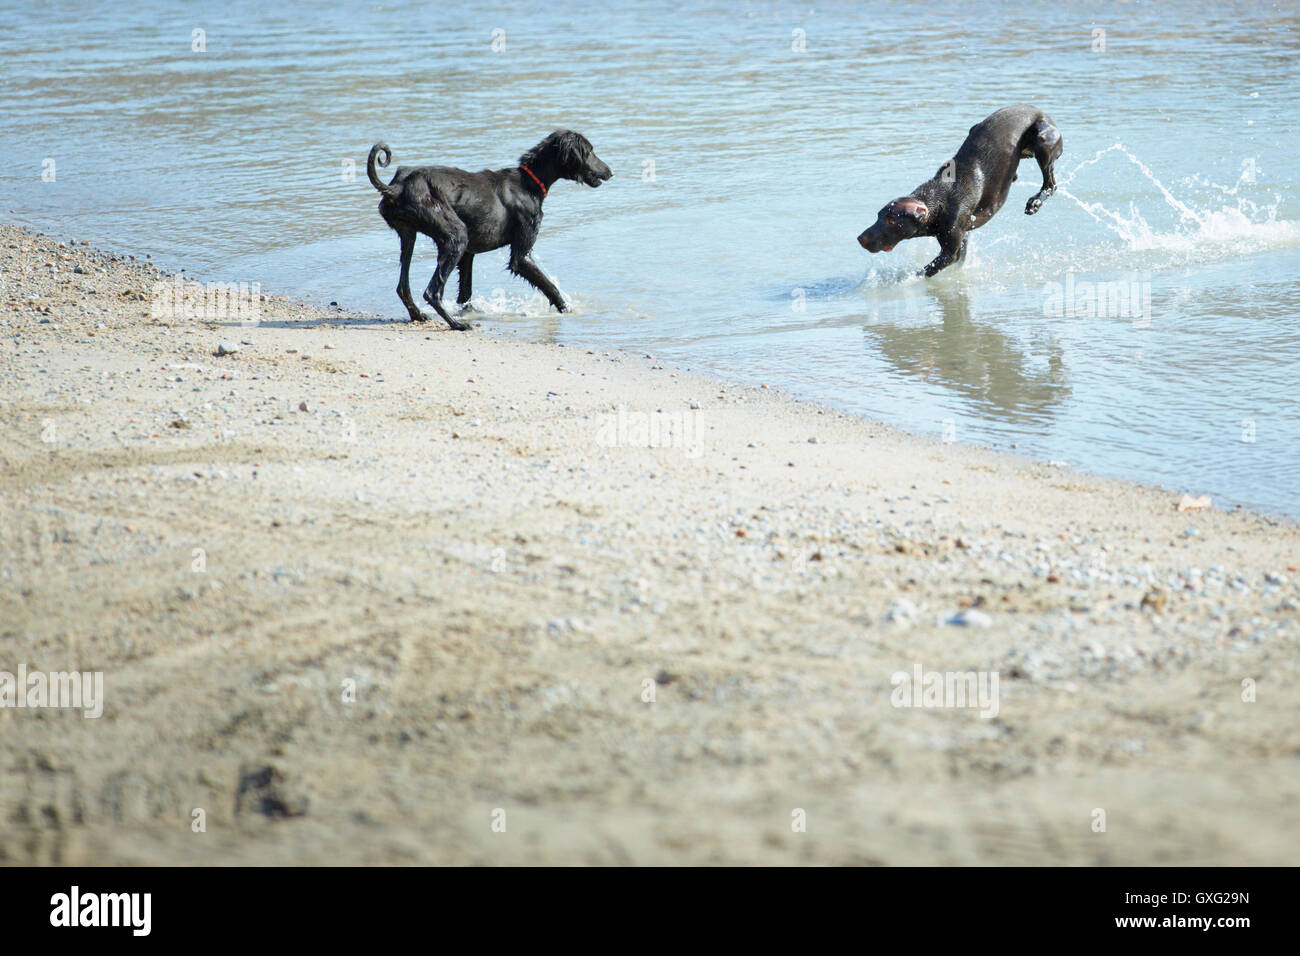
[{"left": 3, "top": 0, "right": 1298, "bottom": 516}]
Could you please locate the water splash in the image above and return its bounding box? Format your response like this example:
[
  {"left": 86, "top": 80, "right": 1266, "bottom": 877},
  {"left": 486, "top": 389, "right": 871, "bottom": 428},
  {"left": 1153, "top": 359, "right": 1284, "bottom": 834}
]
[
  {"left": 1056, "top": 143, "right": 1298, "bottom": 255},
  {"left": 466, "top": 288, "right": 558, "bottom": 318}
]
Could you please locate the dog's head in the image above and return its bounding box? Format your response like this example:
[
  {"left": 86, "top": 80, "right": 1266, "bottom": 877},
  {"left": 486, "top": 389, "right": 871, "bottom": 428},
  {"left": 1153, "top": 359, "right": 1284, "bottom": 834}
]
[
  {"left": 522, "top": 130, "right": 613, "bottom": 188},
  {"left": 858, "top": 198, "right": 929, "bottom": 253}
]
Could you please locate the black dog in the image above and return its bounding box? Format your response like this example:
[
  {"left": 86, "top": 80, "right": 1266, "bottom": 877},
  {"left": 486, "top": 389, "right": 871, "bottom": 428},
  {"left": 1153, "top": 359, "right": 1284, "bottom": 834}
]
[
  {"left": 368, "top": 131, "right": 612, "bottom": 330},
  {"left": 857, "top": 105, "right": 1062, "bottom": 277}
]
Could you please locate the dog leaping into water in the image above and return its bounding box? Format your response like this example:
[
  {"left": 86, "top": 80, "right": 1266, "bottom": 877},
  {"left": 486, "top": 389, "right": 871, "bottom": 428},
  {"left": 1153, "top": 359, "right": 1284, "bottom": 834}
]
[
  {"left": 857, "top": 105, "right": 1062, "bottom": 277},
  {"left": 368, "top": 131, "right": 612, "bottom": 330}
]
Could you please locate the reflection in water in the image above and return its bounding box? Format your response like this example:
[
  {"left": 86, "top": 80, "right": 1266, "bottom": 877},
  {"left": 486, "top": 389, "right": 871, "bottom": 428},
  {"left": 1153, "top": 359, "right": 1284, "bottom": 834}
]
[{"left": 861, "top": 284, "right": 1068, "bottom": 425}]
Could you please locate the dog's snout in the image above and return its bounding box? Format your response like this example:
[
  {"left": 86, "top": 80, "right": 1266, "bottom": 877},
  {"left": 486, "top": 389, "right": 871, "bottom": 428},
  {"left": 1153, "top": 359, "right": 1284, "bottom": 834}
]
[
  {"left": 858, "top": 225, "right": 886, "bottom": 252},
  {"left": 585, "top": 158, "right": 613, "bottom": 187}
]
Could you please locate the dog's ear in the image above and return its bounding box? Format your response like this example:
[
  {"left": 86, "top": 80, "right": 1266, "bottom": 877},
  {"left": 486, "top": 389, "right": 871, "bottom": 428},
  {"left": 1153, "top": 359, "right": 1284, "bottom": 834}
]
[
  {"left": 555, "top": 130, "right": 590, "bottom": 169},
  {"left": 896, "top": 199, "right": 929, "bottom": 223}
]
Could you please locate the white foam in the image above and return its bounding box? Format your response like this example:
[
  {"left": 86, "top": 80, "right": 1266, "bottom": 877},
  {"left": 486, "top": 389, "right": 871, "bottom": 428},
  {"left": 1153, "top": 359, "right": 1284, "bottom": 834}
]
[
  {"left": 1056, "top": 143, "right": 1300, "bottom": 257},
  {"left": 466, "top": 288, "right": 564, "bottom": 318}
]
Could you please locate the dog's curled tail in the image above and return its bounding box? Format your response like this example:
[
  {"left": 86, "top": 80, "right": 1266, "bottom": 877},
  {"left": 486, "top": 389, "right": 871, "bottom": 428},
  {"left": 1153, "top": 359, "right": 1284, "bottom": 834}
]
[{"left": 367, "top": 143, "right": 397, "bottom": 198}]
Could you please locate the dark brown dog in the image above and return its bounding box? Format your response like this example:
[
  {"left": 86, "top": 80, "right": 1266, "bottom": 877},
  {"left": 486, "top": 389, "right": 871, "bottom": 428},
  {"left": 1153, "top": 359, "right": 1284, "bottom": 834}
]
[{"left": 858, "top": 105, "right": 1062, "bottom": 277}]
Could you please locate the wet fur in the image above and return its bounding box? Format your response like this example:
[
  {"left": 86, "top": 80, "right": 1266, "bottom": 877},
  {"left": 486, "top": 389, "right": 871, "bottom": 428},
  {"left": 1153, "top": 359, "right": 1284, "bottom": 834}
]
[
  {"left": 368, "top": 131, "right": 612, "bottom": 329},
  {"left": 857, "top": 105, "right": 1063, "bottom": 277}
]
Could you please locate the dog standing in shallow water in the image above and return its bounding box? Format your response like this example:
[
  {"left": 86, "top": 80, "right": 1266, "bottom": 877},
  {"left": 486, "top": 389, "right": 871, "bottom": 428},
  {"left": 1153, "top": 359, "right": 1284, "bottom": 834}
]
[
  {"left": 368, "top": 131, "right": 612, "bottom": 330},
  {"left": 857, "top": 105, "right": 1062, "bottom": 277}
]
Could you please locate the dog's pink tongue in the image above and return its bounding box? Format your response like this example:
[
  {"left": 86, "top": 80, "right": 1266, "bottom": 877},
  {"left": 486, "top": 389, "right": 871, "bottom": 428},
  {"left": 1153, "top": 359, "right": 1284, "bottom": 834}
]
[{"left": 881, "top": 243, "right": 895, "bottom": 253}]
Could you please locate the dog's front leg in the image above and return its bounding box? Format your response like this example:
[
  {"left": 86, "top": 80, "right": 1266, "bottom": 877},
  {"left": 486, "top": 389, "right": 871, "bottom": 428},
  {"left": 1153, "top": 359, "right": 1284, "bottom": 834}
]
[
  {"left": 921, "top": 230, "right": 966, "bottom": 278},
  {"left": 509, "top": 249, "right": 568, "bottom": 313}
]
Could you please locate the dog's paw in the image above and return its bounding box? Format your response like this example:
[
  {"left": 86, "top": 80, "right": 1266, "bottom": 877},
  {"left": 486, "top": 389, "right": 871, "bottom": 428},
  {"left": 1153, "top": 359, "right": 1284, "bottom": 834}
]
[
  {"left": 459, "top": 302, "right": 477, "bottom": 313},
  {"left": 1025, "top": 195, "right": 1043, "bottom": 215},
  {"left": 445, "top": 317, "right": 474, "bottom": 331}
]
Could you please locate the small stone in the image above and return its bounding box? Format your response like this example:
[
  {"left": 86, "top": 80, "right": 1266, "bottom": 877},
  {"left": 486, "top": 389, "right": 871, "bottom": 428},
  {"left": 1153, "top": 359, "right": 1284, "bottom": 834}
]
[
  {"left": 944, "top": 609, "right": 992, "bottom": 628},
  {"left": 217, "top": 341, "right": 240, "bottom": 355},
  {"left": 1140, "top": 587, "right": 1167, "bottom": 613},
  {"left": 884, "top": 600, "right": 918, "bottom": 625}
]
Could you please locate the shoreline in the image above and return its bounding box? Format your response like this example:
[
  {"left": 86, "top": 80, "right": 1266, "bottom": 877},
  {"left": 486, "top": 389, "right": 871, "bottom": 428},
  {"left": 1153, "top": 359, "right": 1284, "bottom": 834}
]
[
  {"left": 11, "top": 212, "right": 1289, "bottom": 526},
  {"left": 3, "top": 222, "right": 1298, "bottom": 865}
]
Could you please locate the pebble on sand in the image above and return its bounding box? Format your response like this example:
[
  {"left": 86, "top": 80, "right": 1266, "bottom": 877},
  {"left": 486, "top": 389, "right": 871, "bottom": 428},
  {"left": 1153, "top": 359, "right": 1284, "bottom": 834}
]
[{"left": 943, "top": 609, "right": 993, "bottom": 628}]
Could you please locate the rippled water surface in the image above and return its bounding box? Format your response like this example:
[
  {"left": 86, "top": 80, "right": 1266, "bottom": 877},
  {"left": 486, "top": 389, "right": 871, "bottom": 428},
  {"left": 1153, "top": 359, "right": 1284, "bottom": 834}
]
[{"left": 3, "top": 0, "right": 1297, "bottom": 515}]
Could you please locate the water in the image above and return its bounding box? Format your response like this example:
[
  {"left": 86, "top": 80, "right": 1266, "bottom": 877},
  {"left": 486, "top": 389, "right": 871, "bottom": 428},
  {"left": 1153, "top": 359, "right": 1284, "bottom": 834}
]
[{"left": 3, "top": 0, "right": 1298, "bottom": 516}]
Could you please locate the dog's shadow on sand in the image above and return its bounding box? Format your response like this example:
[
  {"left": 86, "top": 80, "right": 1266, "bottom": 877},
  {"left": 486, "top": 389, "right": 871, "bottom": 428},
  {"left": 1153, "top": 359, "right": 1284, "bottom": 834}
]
[
  {"left": 213, "top": 312, "right": 423, "bottom": 331},
  {"left": 214, "top": 303, "right": 566, "bottom": 340}
]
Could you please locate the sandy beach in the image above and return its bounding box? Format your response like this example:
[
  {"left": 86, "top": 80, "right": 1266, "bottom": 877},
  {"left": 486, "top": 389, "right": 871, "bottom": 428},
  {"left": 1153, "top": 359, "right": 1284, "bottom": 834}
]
[{"left": 2, "top": 222, "right": 1298, "bottom": 865}]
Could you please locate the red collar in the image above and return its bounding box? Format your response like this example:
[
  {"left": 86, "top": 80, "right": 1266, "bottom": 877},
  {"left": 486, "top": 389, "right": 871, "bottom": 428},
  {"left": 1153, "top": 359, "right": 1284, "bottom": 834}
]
[{"left": 519, "top": 164, "right": 547, "bottom": 197}]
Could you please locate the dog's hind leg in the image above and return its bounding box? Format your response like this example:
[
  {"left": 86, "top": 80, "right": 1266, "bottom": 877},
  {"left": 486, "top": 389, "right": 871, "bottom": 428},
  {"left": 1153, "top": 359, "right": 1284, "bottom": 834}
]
[
  {"left": 418, "top": 207, "right": 472, "bottom": 331},
  {"left": 509, "top": 246, "right": 567, "bottom": 313},
  {"left": 456, "top": 253, "right": 475, "bottom": 311},
  {"left": 1025, "top": 120, "right": 1063, "bottom": 216},
  {"left": 394, "top": 227, "right": 427, "bottom": 323}
]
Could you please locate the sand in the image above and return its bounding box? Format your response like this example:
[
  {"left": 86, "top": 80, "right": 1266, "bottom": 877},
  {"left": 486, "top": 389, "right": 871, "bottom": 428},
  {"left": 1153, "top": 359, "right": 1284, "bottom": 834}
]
[{"left": 2, "top": 223, "right": 1298, "bottom": 865}]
